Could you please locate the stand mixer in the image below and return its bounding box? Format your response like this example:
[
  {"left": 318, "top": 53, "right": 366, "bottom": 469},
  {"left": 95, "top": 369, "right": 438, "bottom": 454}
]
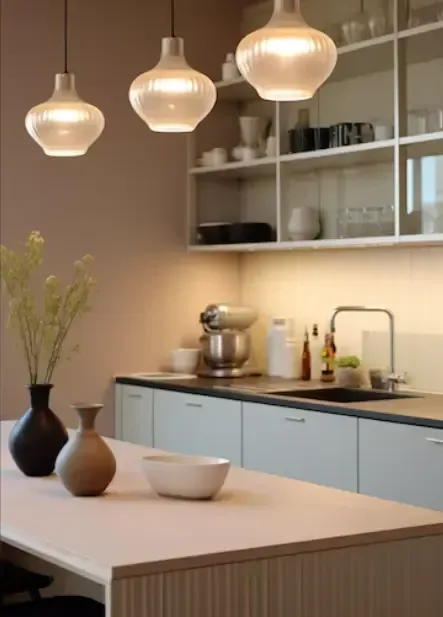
[{"left": 198, "top": 304, "right": 259, "bottom": 378}]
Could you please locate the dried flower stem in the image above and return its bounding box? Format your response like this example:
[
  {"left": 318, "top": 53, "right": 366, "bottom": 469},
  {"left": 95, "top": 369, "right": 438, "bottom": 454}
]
[{"left": 0, "top": 232, "right": 95, "bottom": 384}]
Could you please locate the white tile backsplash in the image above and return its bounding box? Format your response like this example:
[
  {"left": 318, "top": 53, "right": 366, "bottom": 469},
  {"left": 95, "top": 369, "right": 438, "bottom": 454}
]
[
  {"left": 362, "top": 331, "right": 443, "bottom": 393},
  {"left": 241, "top": 247, "right": 443, "bottom": 392}
]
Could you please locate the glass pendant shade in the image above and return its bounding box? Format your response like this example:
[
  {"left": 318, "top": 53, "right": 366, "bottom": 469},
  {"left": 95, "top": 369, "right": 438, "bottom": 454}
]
[
  {"left": 129, "top": 37, "right": 216, "bottom": 132},
  {"left": 236, "top": 0, "right": 337, "bottom": 101},
  {"left": 25, "top": 73, "right": 105, "bottom": 156}
]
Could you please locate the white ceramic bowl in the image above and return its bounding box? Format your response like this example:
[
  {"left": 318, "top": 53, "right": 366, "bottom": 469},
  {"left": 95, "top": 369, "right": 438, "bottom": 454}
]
[
  {"left": 142, "top": 454, "right": 230, "bottom": 500},
  {"left": 171, "top": 348, "right": 200, "bottom": 374}
]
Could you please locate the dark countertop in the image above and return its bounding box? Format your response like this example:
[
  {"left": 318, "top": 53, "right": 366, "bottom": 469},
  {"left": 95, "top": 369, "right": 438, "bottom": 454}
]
[{"left": 115, "top": 375, "right": 443, "bottom": 430}]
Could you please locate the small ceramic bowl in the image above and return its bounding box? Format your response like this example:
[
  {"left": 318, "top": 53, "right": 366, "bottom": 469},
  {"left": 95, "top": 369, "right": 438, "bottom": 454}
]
[
  {"left": 171, "top": 348, "right": 200, "bottom": 374},
  {"left": 142, "top": 454, "right": 231, "bottom": 500}
]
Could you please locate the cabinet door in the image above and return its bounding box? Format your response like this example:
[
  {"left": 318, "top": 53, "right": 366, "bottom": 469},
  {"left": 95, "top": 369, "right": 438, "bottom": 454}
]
[
  {"left": 153, "top": 390, "right": 242, "bottom": 465},
  {"left": 119, "top": 385, "right": 153, "bottom": 447},
  {"left": 359, "top": 419, "right": 443, "bottom": 510},
  {"left": 243, "top": 402, "right": 358, "bottom": 492}
]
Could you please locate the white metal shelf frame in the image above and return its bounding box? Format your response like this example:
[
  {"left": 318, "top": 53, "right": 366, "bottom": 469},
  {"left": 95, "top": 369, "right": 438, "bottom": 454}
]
[{"left": 186, "top": 5, "right": 443, "bottom": 252}]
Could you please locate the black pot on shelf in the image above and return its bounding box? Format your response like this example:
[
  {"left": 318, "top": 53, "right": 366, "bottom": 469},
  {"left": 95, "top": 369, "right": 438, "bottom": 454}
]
[{"left": 8, "top": 384, "right": 68, "bottom": 477}]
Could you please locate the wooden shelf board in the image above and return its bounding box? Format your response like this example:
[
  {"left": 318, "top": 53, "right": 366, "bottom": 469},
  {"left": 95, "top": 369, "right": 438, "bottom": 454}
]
[
  {"left": 400, "top": 131, "right": 443, "bottom": 158},
  {"left": 280, "top": 140, "right": 395, "bottom": 173},
  {"left": 398, "top": 233, "right": 443, "bottom": 246},
  {"left": 188, "top": 236, "right": 399, "bottom": 253},
  {"left": 398, "top": 20, "right": 443, "bottom": 41},
  {"left": 188, "top": 234, "right": 443, "bottom": 252},
  {"left": 189, "top": 156, "right": 278, "bottom": 179},
  {"left": 403, "top": 23, "right": 443, "bottom": 64}
]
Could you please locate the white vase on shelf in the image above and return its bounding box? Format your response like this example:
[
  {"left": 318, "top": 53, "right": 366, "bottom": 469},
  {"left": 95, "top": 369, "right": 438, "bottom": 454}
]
[{"left": 288, "top": 206, "right": 320, "bottom": 241}]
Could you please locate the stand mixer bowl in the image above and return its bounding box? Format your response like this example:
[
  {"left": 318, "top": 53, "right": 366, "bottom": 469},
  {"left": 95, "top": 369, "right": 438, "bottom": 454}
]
[{"left": 200, "top": 331, "right": 251, "bottom": 369}]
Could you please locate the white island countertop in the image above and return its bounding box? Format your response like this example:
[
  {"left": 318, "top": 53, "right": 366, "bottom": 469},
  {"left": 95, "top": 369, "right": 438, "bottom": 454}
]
[{"left": 2, "top": 420, "right": 443, "bottom": 587}]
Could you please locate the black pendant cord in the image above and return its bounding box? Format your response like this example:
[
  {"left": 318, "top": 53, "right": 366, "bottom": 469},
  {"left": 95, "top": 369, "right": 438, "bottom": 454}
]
[
  {"left": 170, "top": 0, "right": 175, "bottom": 38},
  {"left": 63, "top": 0, "right": 68, "bottom": 73}
]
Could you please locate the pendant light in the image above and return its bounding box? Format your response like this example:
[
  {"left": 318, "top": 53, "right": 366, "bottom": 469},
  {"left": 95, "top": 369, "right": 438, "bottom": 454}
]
[
  {"left": 129, "top": 0, "right": 216, "bottom": 132},
  {"left": 25, "top": 0, "right": 105, "bottom": 156},
  {"left": 236, "top": 0, "right": 337, "bottom": 102}
]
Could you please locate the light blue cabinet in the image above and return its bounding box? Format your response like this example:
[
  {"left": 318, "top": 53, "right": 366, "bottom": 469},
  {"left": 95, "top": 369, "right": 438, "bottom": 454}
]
[
  {"left": 117, "top": 384, "right": 443, "bottom": 510},
  {"left": 153, "top": 389, "right": 242, "bottom": 465},
  {"left": 359, "top": 419, "right": 443, "bottom": 511},
  {"left": 242, "top": 402, "right": 358, "bottom": 492},
  {"left": 115, "top": 384, "right": 154, "bottom": 447}
]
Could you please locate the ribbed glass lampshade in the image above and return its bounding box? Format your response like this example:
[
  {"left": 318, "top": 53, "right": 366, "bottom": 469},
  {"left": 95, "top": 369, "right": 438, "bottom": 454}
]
[
  {"left": 129, "top": 37, "right": 216, "bottom": 132},
  {"left": 25, "top": 73, "right": 105, "bottom": 156},
  {"left": 236, "top": 0, "right": 337, "bottom": 101}
]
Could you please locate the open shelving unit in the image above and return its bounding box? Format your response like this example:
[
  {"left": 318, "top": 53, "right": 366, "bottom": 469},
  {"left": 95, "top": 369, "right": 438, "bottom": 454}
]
[{"left": 186, "top": 3, "right": 443, "bottom": 252}]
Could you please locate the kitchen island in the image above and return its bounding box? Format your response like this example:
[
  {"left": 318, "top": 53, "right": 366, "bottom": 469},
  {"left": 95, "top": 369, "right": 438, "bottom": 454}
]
[{"left": 2, "top": 420, "right": 443, "bottom": 617}]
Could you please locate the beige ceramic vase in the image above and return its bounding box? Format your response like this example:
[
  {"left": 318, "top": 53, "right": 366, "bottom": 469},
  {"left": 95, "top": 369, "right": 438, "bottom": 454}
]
[{"left": 55, "top": 404, "right": 116, "bottom": 497}]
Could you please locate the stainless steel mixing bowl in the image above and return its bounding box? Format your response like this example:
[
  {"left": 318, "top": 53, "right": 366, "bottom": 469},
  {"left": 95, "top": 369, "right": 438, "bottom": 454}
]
[{"left": 199, "top": 331, "right": 251, "bottom": 369}]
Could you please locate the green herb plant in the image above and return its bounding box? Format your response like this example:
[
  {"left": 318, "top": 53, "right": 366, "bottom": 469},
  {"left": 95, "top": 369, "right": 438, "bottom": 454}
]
[
  {"left": 0, "top": 231, "right": 95, "bottom": 384},
  {"left": 335, "top": 355, "right": 361, "bottom": 369}
]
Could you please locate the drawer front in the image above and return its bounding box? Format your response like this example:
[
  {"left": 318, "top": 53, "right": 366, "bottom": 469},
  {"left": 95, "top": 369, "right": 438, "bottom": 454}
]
[
  {"left": 359, "top": 419, "right": 443, "bottom": 510},
  {"left": 153, "top": 390, "right": 242, "bottom": 465},
  {"left": 121, "top": 386, "right": 154, "bottom": 447},
  {"left": 243, "top": 402, "right": 358, "bottom": 492}
]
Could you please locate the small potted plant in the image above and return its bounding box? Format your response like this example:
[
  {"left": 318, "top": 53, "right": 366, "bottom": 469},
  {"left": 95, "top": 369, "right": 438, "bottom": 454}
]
[
  {"left": 0, "top": 231, "right": 95, "bottom": 477},
  {"left": 336, "top": 355, "right": 362, "bottom": 388}
]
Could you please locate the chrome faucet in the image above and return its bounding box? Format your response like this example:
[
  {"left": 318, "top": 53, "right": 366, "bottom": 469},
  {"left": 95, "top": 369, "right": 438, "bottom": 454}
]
[{"left": 330, "top": 306, "right": 403, "bottom": 391}]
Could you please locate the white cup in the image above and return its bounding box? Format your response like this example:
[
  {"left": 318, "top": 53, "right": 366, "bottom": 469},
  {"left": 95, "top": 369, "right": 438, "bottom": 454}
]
[
  {"left": 209, "top": 147, "right": 228, "bottom": 166},
  {"left": 171, "top": 348, "right": 200, "bottom": 374},
  {"left": 373, "top": 123, "right": 394, "bottom": 141},
  {"left": 241, "top": 146, "right": 257, "bottom": 161},
  {"left": 201, "top": 151, "right": 213, "bottom": 166}
]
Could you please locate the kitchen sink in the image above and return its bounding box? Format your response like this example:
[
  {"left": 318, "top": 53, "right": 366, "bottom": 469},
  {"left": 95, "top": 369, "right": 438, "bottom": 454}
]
[{"left": 272, "top": 387, "right": 421, "bottom": 404}]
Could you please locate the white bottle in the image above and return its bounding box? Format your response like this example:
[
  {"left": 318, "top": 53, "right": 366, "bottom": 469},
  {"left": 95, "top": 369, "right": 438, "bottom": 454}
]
[
  {"left": 267, "top": 318, "right": 289, "bottom": 377},
  {"left": 222, "top": 53, "right": 240, "bottom": 81},
  {"left": 281, "top": 339, "right": 300, "bottom": 379}
]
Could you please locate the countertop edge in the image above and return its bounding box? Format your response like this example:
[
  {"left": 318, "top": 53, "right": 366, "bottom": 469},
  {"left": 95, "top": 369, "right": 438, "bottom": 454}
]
[
  {"left": 1, "top": 525, "right": 111, "bottom": 584},
  {"left": 110, "top": 523, "right": 443, "bottom": 579},
  {"left": 115, "top": 377, "right": 443, "bottom": 430}
]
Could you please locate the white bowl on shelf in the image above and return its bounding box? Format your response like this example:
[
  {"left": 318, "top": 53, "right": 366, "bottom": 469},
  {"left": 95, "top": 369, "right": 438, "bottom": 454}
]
[{"left": 142, "top": 454, "right": 231, "bottom": 500}]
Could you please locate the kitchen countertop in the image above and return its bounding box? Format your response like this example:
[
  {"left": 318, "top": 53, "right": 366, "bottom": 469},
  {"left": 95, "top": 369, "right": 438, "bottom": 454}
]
[
  {"left": 2, "top": 420, "right": 443, "bottom": 584},
  {"left": 116, "top": 375, "right": 443, "bottom": 429}
]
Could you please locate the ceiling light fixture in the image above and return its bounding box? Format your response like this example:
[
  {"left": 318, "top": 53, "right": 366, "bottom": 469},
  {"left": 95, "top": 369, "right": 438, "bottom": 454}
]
[
  {"left": 129, "top": 0, "right": 216, "bottom": 132},
  {"left": 236, "top": 0, "right": 337, "bottom": 102},
  {"left": 25, "top": 0, "right": 105, "bottom": 157}
]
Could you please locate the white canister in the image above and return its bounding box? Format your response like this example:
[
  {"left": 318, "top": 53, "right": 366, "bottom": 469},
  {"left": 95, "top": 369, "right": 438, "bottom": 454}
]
[
  {"left": 288, "top": 206, "right": 320, "bottom": 241},
  {"left": 222, "top": 53, "right": 240, "bottom": 81},
  {"left": 267, "top": 318, "right": 289, "bottom": 378}
]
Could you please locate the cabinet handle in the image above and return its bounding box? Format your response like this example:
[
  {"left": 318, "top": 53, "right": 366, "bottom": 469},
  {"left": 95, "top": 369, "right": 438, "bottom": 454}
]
[
  {"left": 426, "top": 437, "right": 443, "bottom": 445},
  {"left": 284, "top": 416, "right": 305, "bottom": 423},
  {"left": 129, "top": 394, "right": 142, "bottom": 399},
  {"left": 186, "top": 402, "right": 203, "bottom": 408}
]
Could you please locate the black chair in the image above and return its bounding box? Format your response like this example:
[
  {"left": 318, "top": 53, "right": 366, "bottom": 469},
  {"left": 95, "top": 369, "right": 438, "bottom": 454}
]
[
  {"left": 0, "top": 560, "right": 53, "bottom": 603},
  {"left": 2, "top": 596, "right": 105, "bottom": 617}
]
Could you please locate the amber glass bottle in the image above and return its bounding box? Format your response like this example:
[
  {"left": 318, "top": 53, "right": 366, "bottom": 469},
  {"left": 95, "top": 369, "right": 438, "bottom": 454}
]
[
  {"left": 301, "top": 328, "right": 311, "bottom": 381},
  {"left": 321, "top": 333, "right": 335, "bottom": 382}
]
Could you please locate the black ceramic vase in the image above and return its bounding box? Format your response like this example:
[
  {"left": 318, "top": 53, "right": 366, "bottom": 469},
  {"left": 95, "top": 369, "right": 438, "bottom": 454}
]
[{"left": 8, "top": 384, "right": 69, "bottom": 477}]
